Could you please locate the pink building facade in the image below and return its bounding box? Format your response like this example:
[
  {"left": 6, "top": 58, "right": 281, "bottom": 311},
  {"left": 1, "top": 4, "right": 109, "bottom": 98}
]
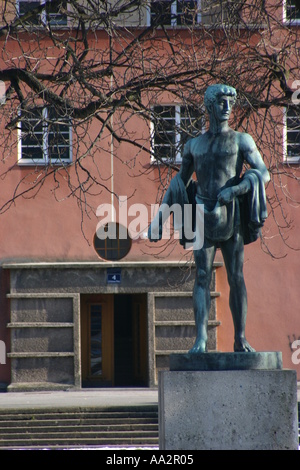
[{"left": 0, "top": 1, "right": 299, "bottom": 390}]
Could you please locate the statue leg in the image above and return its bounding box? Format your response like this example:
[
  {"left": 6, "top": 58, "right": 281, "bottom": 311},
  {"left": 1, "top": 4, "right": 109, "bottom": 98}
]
[
  {"left": 189, "top": 244, "right": 216, "bottom": 354},
  {"left": 220, "top": 231, "right": 255, "bottom": 352}
]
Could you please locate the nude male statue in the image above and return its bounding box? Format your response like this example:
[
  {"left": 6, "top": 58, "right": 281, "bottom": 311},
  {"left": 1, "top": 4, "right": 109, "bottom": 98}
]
[{"left": 149, "top": 84, "right": 270, "bottom": 354}]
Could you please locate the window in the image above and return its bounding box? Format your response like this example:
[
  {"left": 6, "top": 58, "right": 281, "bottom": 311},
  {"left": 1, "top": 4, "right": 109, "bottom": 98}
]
[
  {"left": 150, "top": 104, "right": 204, "bottom": 163},
  {"left": 18, "top": 107, "right": 72, "bottom": 165},
  {"left": 150, "top": 0, "right": 200, "bottom": 26},
  {"left": 285, "top": 0, "right": 300, "bottom": 23},
  {"left": 285, "top": 108, "right": 300, "bottom": 163},
  {"left": 94, "top": 223, "right": 132, "bottom": 261},
  {"left": 17, "top": 0, "right": 68, "bottom": 26},
  {"left": 18, "top": 1, "right": 40, "bottom": 25}
]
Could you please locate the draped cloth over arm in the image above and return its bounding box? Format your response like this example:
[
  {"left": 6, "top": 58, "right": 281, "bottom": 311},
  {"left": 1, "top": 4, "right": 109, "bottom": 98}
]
[
  {"left": 148, "top": 169, "right": 267, "bottom": 248},
  {"left": 239, "top": 169, "right": 268, "bottom": 245}
]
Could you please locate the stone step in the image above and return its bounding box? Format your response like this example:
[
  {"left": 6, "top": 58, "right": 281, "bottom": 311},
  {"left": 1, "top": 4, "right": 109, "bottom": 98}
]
[
  {"left": 0, "top": 410, "right": 158, "bottom": 421},
  {"left": 0, "top": 430, "right": 158, "bottom": 439},
  {"left": 0, "top": 436, "right": 159, "bottom": 449},
  {"left": 298, "top": 402, "right": 300, "bottom": 442},
  {"left": 0, "top": 417, "right": 158, "bottom": 427},
  {"left": 0, "top": 407, "right": 159, "bottom": 449},
  {"left": 0, "top": 423, "right": 158, "bottom": 433}
]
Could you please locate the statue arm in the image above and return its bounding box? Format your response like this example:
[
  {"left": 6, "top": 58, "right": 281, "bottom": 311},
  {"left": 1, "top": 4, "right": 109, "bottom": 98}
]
[
  {"left": 240, "top": 133, "right": 270, "bottom": 184},
  {"left": 218, "top": 133, "right": 270, "bottom": 205}
]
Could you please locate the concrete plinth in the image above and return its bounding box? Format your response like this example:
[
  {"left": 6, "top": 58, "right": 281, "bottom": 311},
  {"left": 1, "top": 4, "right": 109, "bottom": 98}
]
[
  {"left": 169, "top": 351, "right": 283, "bottom": 371},
  {"left": 159, "top": 353, "right": 298, "bottom": 450}
]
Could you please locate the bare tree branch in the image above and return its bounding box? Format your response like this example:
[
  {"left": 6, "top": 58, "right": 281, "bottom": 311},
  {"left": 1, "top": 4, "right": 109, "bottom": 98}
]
[{"left": 0, "top": 0, "right": 299, "bottom": 254}]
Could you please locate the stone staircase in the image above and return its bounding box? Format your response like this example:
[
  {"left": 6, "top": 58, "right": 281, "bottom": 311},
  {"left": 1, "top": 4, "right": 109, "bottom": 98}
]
[
  {"left": 0, "top": 403, "right": 297, "bottom": 449},
  {"left": 298, "top": 402, "right": 300, "bottom": 446},
  {"left": 0, "top": 406, "right": 159, "bottom": 449}
]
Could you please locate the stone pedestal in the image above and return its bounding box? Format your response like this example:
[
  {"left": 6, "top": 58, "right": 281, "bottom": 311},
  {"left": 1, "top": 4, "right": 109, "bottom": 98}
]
[{"left": 159, "top": 352, "right": 299, "bottom": 450}]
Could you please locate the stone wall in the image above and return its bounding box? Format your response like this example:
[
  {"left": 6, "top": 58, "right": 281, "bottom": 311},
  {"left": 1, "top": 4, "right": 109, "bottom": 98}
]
[{"left": 3, "top": 261, "right": 222, "bottom": 391}]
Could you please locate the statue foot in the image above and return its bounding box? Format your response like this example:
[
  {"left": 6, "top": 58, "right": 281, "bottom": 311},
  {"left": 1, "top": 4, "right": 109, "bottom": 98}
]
[
  {"left": 234, "top": 338, "right": 255, "bottom": 352},
  {"left": 188, "top": 338, "right": 207, "bottom": 354}
]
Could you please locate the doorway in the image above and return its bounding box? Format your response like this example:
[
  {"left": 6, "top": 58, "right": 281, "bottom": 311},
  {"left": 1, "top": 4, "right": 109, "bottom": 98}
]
[{"left": 81, "top": 294, "right": 148, "bottom": 387}]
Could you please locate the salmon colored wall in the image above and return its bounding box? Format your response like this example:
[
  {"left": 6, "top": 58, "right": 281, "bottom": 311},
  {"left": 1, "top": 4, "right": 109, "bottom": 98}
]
[
  {"left": 0, "top": 171, "right": 171, "bottom": 261},
  {"left": 0, "top": 126, "right": 299, "bottom": 381},
  {"left": 0, "top": 26, "right": 299, "bottom": 382},
  {"left": 0, "top": 101, "right": 186, "bottom": 263}
]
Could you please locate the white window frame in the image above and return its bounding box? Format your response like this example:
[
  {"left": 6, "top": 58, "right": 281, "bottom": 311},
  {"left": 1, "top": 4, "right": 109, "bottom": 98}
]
[
  {"left": 150, "top": 104, "right": 205, "bottom": 164},
  {"left": 283, "top": 107, "right": 300, "bottom": 164},
  {"left": 283, "top": 0, "right": 300, "bottom": 24},
  {"left": 147, "top": 0, "right": 201, "bottom": 27},
  {"left": 17, "top": 0, "right": 69, "bottom": 27},
  {"left": 18, "top": 107, "right": 72, "bottom": 166}
]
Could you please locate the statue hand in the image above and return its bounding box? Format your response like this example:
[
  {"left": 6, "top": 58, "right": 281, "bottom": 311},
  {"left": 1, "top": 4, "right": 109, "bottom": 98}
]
[{"left": 217, "top": 187, "right": 235, "bottom": 205}]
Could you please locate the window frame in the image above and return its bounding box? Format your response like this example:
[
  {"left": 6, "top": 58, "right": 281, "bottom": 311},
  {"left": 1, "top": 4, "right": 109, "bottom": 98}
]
[
  {"left": 283, "top": 0, "right": 300, "bottom": 25},
  {"left": 150, "top": 103, "right": 205, "bottom": 164},
  {"left": 147, "top": 0, "right": 201, "bottom": 27},
  {"left": 283, "top": 107, "right": 300, "bottom": 164},
  {"left": 18, "top": 107, "right": 72, "bottom": 166},
  {"left": 93, "top": 223, "right": 132, "bottom": 261},
  {"left": 17, "top": 0, "right": 68, "bottom": 27}
]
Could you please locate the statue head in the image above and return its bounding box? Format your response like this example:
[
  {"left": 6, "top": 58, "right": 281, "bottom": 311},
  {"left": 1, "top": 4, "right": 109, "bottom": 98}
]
[{"left": 204, "top": 84, "right": 237, "bottom": 112}]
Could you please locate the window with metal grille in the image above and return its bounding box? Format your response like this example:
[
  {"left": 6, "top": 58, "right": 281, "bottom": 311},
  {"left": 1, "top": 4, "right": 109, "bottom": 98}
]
[
  {"left": 285, "top": 108, "right": 300, "bottom": 163},
  {"left": 17, "top": 0, "right": 68, "bottom": 26},
  {"left": 18, "top": 107, "right": 72, "bottom": 165},
  {"left": 150, "top": 0, "right": 200, "bottom": 26},
  {"left": 150, "top": 104, "right": 205, "bottom": 163},
  {"left": 94, "top": 223, "right": 132, "bottom": 261},
  {"left": 285, "top": 0, "right": 300, "bottom": 22}
]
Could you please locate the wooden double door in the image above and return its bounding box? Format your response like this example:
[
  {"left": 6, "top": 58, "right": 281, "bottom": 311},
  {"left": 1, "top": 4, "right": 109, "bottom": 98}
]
[{"left": 81, "top": 294, "right": 148, "bottom": 387}]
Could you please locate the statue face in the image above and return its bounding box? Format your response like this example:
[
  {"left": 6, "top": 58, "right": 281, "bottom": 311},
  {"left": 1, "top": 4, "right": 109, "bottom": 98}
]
[{"left": 211, "top": 94, "right": 235, "bottom": 122}]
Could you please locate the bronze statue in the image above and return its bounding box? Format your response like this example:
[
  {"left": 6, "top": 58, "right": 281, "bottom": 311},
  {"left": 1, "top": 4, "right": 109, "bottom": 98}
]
[{"left": 149, "top": 84, "right": 270, "bottom": 354}]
